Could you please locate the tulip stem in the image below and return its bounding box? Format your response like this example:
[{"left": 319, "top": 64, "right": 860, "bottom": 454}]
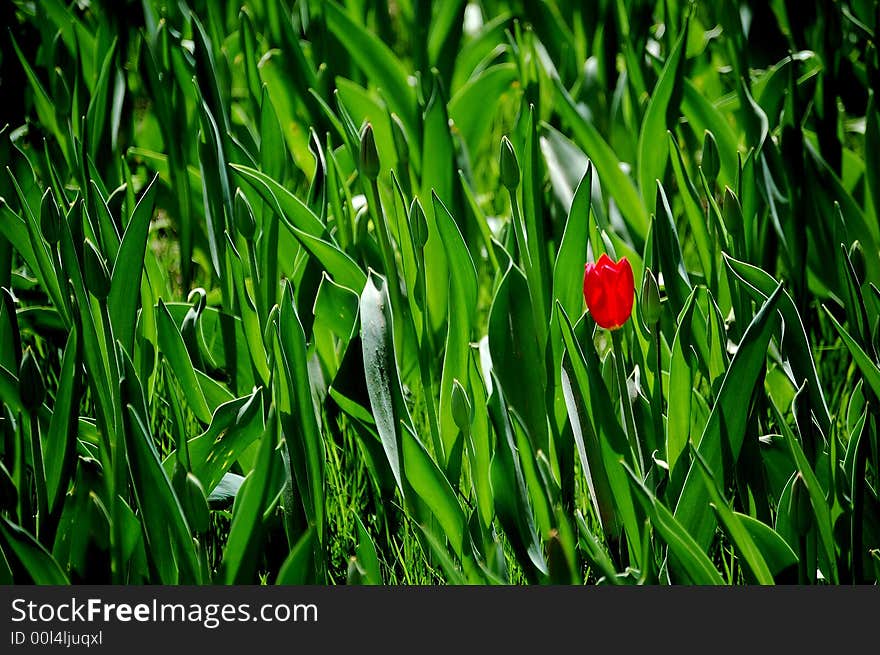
[
  {"left": 653, "top": 328, "right": 665, "bottom": 459},
  {"left": 611, "top": 329, "right": 644, "bottom": 476}
]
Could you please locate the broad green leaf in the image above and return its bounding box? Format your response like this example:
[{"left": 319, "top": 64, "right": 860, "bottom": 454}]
[
  {"left": 557, "top": 304, "right": 641, "bottom": 557},
  {"left": 222, "top": 412, "right": 277, "bottom": 584},
  {"left": 449, "top": 63, "right": 518, "bottom": 158},
  {"left": 121, "top": 352, "right": 201, "bottom": 584},
  {"left": 360, "top": 272, "right": 410, "bottom": 494},
  {"left": 488, "top": 371, "right": 547, "bottom": 577},
  {"left": 692, "top": 448, "right": 775, "bottom": 584},
  {"left": 231, "top": 164, "right": 366, "bottom": 292},
  {"left": 553, "top": 76, "right": 649, "bottom": 240},
  {"left": 726, "top": 255, "right": 832, "bottom": 436},
  {"left": 157, "top": 300, "right": 212, "bottom": 424},
  {"left": 353, "top": 514, "right": 382, "bottom": 585},
  {"left": 488, "top": 263, "right": 548, "bottom": 453},
  {"left": 768, "top": 392, "right": 838, "bottom": 583},
  {"left": 624, "top": 465, "right": 725, "bottom": 585},
  {"left": 108, "top": 175, "right": 158, "bottom": 352},
  {"left": 324, "top": 1, "right": 417, "bottom": 135},
  {"left": 401, "top": 422, "right": 466, "bottom": 558},
  {"left": 735, "top": 512, "right": 798, "bottom": 580},
  {"left": 275, "top": 528, "right": 316, "bottom": 585},
  {"left": 667, "top": 292, "right": 698, "bottom": 474},
  {"left": 674, "top": 283, "right": 783, "bottom": 550},
  {"left": 681, "top": 80, "right": 739, "bottom": 185},
  {"left": 637, "top": 19, "right": 689, "bottom": 212},
  {"left": 277, "top": 282, "right": 325, "bottom": 537},
  {"left": 435, "top": 193, "right": 478, "bottom": 461},
  {"left": 0, "top": 517, "right": 68, "bottom": 584},
  {"left": 163, "top": 389, "right": 264, "bottom": 494},
  {"left": 44, "top": 328, "right": 80, "bottom": 514}
]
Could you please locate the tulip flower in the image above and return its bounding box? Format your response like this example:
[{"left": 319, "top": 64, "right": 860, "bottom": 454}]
[
  {"left": 583, "top": 254, "right": 635, "bottom": 330},
  {"left": 584, "top": 253, "right": 644, "bottom": 475}
]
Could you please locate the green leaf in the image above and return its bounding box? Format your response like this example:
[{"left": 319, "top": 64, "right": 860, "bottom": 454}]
[
  {"left": 0, "top": 517, "right": 69, "bottom": 584},
  {"left": 353, "top": 514, "right": 382, "bottom": 585},
  {"left": 768, "top": 390, "right": 838, "bottom": 583},
  {"left": 552, "top": 163, "right": 592, "bottom": 324},
  {"left": 276, "top": 282, "right": 325, "bottom": 537},
  {"left": 725, "top": 255, "right": 832, "bottom": 436},
  {"left": 324, "top": 1, "right": 417, "bottom": 135},
  {"left": 691, "top": 447, "right": 775, "bottom": 584},
  {"left": 624, "top": 465, "right": 725, "bottom": 585},
  {"left": 667, "top": 292, "right": 698, "bottom": 474},
  {"left": 735, "top": 512, "right": 798, "bottom": 580},
  {"left": 553, "top": 77, "right": 649, "bottom": 240},
  {"left": 435, "top": 193, "right": 478, "bottom": 461},
  {"left": 222, "top": 412, "right": 278, "bottom": 584},
  {"left": 156, "top": 299, "right": 213, "bottom": 424},
  {"left": 637, "top": 19, "right": 689, "bottom": 211},
  {"left": 275, "top": 528, "right": 316, "bottom": 585},
  {"left": 164, "top": 388, "right": 264, "bottom": 495},
  {"left": 449, "top": 63, "right": 518, "bottom": 158},
  {"left": 673, "top": 283, "right": 783, "bottom": 551},
  {"left": 557, "top": 304, "right": 641, "bottom": 557},
  {"left": 44, "top": 327, "right": 80, "bottom": 514},
  {"left": 488, "top": 263, "right": 548, "bottom": 453},
  {"left": 824, "top": 305, "right": 880, "bottom": 404},
  {"left": 488, "top": 371, "right": 548, "bottom": 577},
  {"left": 681, "top": 80, "right": 739, "bottom": 185},
  {"left": 108, "top": 175, "right": 158, "bottom": 352},
  {"left": 231, "top": 164, "right": 366, "bottom": 292},
  {"left": 401, "top": 422, "right": 466, "bottom": 558},
  {"left": 360, "top": 271, "right": 410, "bottom": 494},
  {"left": 121, "top": 351, "right": 201, "bottom": 584}
]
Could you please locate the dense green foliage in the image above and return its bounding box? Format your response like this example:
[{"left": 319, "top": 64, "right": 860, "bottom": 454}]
[{"left": 1, "top": 0, "right": 879, "bottom": 585}]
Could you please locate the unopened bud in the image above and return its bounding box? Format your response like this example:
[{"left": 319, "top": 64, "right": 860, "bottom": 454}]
[
  {"left": 790, "top": 472, "right": 813, "bottom": 536},
  {"left": 83, "top": 239, "right": 111, "bottom": 299},
  {"left": 451, "top": 379, "right": 472, "bottom": 432},
  {"left": 390, "top": 113, "right": 409, "bottom": 166},
  {"left": 723, "top": 187, "right": 743, "bottom": 236},
  {"left": 702, "top": 130, "right": 720, "bottom": 184},
  {"left": 40, "top": 189, "right": 61, "bottom": 244},
  {"left": 19, "top": 347, "right": 45, "bottom": 412},
  {"left": 408, "top": 198, "right": 428, "bottom": 250},
  {"left": 641, "top": 268, "right": 661, "bottom": 327},
  {"left": 849, "top": 240, "right": 866, "bottom": 285},
  {"left": 499, "top": 136, "right": 520, "bottom": 190},
  {"left": 359, "top": 123, "right": 380, "bottom": 180},
  {"left": 234, "top": 188, "right": 257, "bottom": 240}
]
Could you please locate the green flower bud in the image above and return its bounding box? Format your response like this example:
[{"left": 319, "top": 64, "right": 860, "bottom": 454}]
[
  {"left": 40, "top": 189, "right": 62, "bottom": 244},
  {"left": 723, "top": 187, "right": 743, "bottom": 237},
  {"left": 19, "top": 347, "right": 46, "bottom": 412},
  {"left": 451, "top": 379, "right": 472, "bottom": 433},
  {"left": 83, "top": 239, "right": 111, "bottom": 300},
  {"left": 359, "top": 123, "right": 380, "bottom": 180},
  {"left": 347, "top": 556, "right": 366, "bottom": 585},
  {"left": 641, "top": 267, "right": 661, "bottom": 327},
  {"left": 390, "top": 113, "right": 409, "bottom": 166},
  {"left": 173, "top": 463, "right": 210, "bottom": 535},
  {"left": 499, "top": 136, "right": 520, "bottom": 190},
  {"left": 701, "top": 130, "right": 720, "bottom": 184},
  {"left": 407, "top": 197, "right": 428, "bottom": 250},
  {"left": 234, "top": 188, "right": 257, "bottom": 240},
  {"left": 790, "top": 472, "right": 813, "bottom": 536},
  {"left": 849, "top": 240, "right": 866, "bottom": 285}
]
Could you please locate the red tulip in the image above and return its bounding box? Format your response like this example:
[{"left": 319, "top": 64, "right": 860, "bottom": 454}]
[{"left": 583, "top": 254, "right": 634, "bottom": 330}]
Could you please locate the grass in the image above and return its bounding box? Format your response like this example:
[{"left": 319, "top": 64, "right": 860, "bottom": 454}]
[{"left": 0, "top": 0, "right": 879, "bottom": 585}]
